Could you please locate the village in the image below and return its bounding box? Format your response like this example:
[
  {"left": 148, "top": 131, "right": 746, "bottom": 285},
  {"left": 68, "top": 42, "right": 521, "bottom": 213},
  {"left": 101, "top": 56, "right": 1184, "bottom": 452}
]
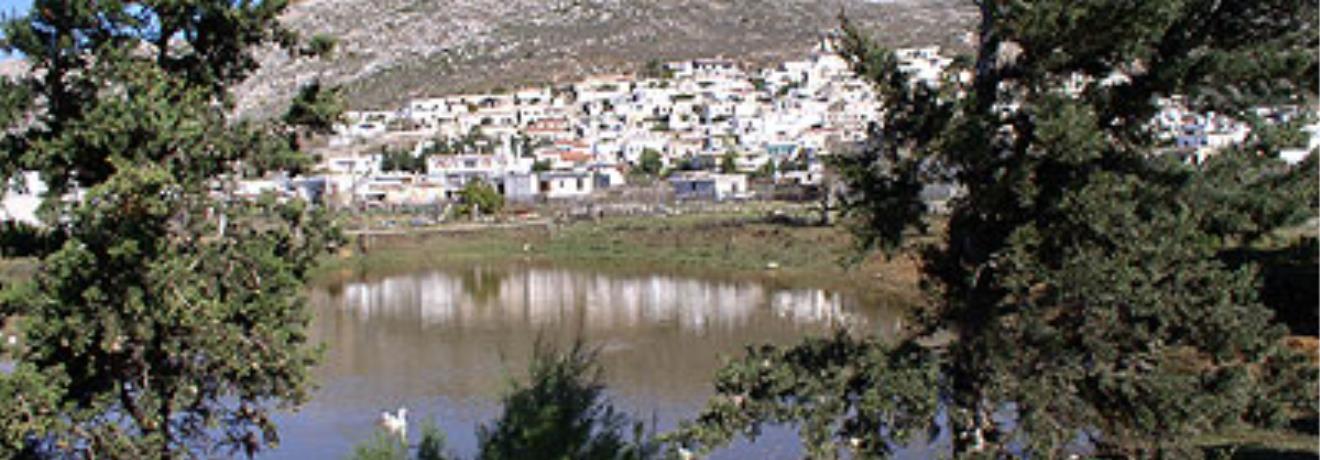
[
  {"left": 250, "top": 36, "right": 973, "bottom": 213},
  {"left": 289, "top": 36, "right": 890, "bottom": 212},
  {"left": 242, "top": 33, "right": 1313, "bottom": 220},
  {"left": 2, "top": 37, "right": 1313, "bottom": 227},
  {"left": 1, "top": 2, "right": 1317, "bottom": 459}
]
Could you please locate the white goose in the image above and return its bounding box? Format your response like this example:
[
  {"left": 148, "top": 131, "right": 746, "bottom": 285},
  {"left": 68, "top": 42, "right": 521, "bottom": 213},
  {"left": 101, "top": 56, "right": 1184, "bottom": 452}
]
[{"left": 378, "top": 407, "right": 407, "bottom": 443}]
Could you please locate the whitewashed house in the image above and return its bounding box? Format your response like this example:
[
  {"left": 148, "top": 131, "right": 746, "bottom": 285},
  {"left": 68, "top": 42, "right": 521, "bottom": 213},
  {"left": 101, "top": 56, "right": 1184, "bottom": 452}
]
[
  {"left": 895, "top": 46, "right": 952, "bottom": 87},
  {"left": 669, "top": 172, "right": 750, "bottom": 201},
  {"left": 1, "top": 172, "right": 45, "bottom": 226},
  {"left": 537, "top": 171, "right": 596, "bottom": 199}
]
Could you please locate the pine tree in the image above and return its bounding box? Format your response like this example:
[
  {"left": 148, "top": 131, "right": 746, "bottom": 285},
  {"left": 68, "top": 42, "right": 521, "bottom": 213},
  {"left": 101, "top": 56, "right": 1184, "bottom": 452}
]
[
  {"left": 0, "top": 1, "right": 342, "bottom": 458},
  {"left": 478, "top": 341, "right": 659, "bottom": 460},
  {"left": 677, "top": 1, "right": 1317, "bottom": 457}
]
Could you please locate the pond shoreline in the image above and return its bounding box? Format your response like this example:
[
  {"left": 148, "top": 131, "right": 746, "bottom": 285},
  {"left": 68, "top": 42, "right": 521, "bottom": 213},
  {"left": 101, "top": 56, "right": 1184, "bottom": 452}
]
[{"left": 311, "top": 212, "right": 927, "bottom": 311}]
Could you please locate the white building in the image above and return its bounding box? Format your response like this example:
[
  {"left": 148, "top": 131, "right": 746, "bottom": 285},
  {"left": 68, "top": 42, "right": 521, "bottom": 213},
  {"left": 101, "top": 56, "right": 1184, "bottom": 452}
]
[
  {"left": 537, "top": 171, "right": 596, "bottom": 199},
  {"left": 894, "top": 46, "right": 952, "bottom": 87},
  {"left": 669, "top": 172, "right": 750, "bottom": 201},
  {"left": 1, "top": 172, "right": 45, "bottom": 226}
]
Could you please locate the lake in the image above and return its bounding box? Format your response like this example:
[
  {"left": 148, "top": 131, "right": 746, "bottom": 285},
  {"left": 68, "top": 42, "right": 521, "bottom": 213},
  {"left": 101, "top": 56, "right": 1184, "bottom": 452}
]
[{"left": 265, "top": 264, "right": 911, "bottom": 459}]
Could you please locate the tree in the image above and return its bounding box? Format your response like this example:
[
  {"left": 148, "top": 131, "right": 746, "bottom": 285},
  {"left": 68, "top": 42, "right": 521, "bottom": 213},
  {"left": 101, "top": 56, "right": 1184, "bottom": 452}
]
[
  {"left": 284, "top": 80, "right": 345, "bottom": 135},
  {"left": 678, "top": 3, "right": 1317, "bottom": 458},
  {"left": 381, "top": 147, "right": 426, "bottom": 173},
  {"left": 478, "top": 341, "right": 659, "bottom": 460},
  {"left": 718, "top": 151, "right": 738, "bottom": 174},
  {"left": 674, "top": 332, "right": 940, "bottom": 459},
  {"left": 637, "top": 149, "right": 664, "bottom": 176},
  {"left": 457, "top": 179, "right": 504, "bottom": 218},
  {"left": 0, "top": 1, "right": 342, "bottom": 458},
  {"left": 813, "top": 166, "right": 840, "bottom": 227},
  {"left": 640, "top": 59, "right": 672, "bottom": 80}
]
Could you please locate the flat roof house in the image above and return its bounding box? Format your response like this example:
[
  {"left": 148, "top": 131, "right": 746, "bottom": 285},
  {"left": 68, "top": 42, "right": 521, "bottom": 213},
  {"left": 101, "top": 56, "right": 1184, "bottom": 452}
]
[
  {"left": 538, "top": 171, "right": 596, "bottom": 200},
  {"left": 669, "top": 172, "right": 750, "bottom": 202}
]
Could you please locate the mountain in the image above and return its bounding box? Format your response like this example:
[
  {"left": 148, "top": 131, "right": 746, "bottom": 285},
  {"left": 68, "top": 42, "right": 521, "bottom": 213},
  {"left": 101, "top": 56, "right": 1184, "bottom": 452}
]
[{"left": 236, "top": 0, "right": 976, "bottom": 115}]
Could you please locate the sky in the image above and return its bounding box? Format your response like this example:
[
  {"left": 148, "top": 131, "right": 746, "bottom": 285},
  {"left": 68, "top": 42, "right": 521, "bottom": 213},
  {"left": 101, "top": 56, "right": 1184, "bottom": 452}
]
[
  {"left": 0, "top": 0, "right": 26, "bottom": 60},
  {"left": 0, "top": 0, "right": 27, "bottom": 16}
]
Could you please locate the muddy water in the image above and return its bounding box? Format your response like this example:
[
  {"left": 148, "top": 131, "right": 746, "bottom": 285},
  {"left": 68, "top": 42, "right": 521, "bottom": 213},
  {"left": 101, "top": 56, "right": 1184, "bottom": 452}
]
[{"left": 264, "top": 264, "right": 910, "bottom": 459}]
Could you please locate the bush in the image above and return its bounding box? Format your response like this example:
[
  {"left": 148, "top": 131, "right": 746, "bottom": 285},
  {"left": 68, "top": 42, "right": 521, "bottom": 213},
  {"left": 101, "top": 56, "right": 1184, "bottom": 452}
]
[
  {"left": 477, "top": 340, "right": 660, "bottom": 460},
  {"left": 638, "top": 149, "right": 663, "bottom": 176},
  {"left": 348, "top": 421, "right": 453, "bottom": 460},
  {"left": 349, "top": 433, "right": 409, "bottom": 460},
  {"left": 456, "top": 179, "right": 504, "bottom": 218}
]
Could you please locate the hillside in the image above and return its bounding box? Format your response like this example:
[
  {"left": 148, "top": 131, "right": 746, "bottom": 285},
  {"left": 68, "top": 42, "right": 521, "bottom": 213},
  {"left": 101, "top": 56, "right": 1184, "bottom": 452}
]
[{"left": 236, "top": 0, "right": 976, "bottom": 115}]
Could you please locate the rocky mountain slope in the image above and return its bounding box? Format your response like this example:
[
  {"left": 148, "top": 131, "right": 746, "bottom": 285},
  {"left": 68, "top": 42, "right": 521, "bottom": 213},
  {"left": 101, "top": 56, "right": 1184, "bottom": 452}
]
[{"left": 236, "top": 0, "right": 976, "bottom": 115}]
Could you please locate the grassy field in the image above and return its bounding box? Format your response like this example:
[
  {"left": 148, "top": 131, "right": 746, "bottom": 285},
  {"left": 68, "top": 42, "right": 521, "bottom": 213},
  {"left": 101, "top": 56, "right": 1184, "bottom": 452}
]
[
  {"left": 0, "top": 257, "right": 35, "bottom": 284},
  {"left": 313, "top": 211, "right": 927, "bottom": 307}
]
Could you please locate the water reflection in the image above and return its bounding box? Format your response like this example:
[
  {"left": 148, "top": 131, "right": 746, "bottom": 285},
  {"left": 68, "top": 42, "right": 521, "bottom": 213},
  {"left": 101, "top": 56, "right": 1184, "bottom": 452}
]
[
  {"left": 332, "top": 267, "right": 864, "bottom": 332},
  {"left": 269, "top": 264, "right": 902, "bottom": 459}
]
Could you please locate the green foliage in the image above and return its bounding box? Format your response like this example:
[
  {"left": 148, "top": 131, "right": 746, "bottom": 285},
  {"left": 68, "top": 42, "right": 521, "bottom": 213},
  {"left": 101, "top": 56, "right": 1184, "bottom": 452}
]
[
  {"left": 531, "top": 159, "right": 553, "bottom": 173},
  {"left": 342, "top": 343, "right": 657, "bottom": 460},
  {"left": 511, "top": 134, "right": 549, "bottom": 159},
  {"left": 718, "top": 151, "right": 738, "bottom": 174},
  {"left": 637, "top": 149, "right": 664, "bottom": 176},
  {"left": 828, "top": 18, "right": 953, "bottom": 255},
  {"left": 285, "top": 80, "right": 346, "bottom": 136},
  {"left": 457, "top": 179, "right": 504, "bottom": 218},
  {"left": 417, "top": 422, "right": 453, "bottom": 460},
  {"left": 1189, "top": 146, "right": 1318, "bottom": 246},
  {"left": 349, "top": 434, "right": 410, "bottom": 460},
  {"left": 477, "top": 341, "right": 659, "bottom": 460},
  {"left": 381, "top": 147, "right": 428, "bottom": 173},
  {"left": 685, "top": 4, "right": 1319, "bottom": 459},
  {"left": 0, "top": 1, "right": 343, "bottom": 458},
  {"left": 388, "top": 126, "right": 500, "bottom": 171},
  {"left": 347, "top": 422, "right": 453, "bottom": 460},
  {"left": 750, "top": 160, "right": 776, "bottom": 180},
  {"left": 0, "top": 221, "right": 58, "bottom": 258},
  {"left": 750, "top": 78, "right": 768, "bottom": 93},
  {"left": 640, "top": 59, "right": 672, "bottom": 80},
  {"left": 1220, "top": 235, "right": 1320, "bottom": 336},
  {"left": 301, "top": 34, "right": 339, "bottom": 58},
  {"left": 775, "top": 80, "right": 801, "bottom": 98},
  {"left": 423, "top": 130, "right": 496, "bottom": 157},
  {"left": 671, "top": 333, "right": 940, "bottom": 459}
]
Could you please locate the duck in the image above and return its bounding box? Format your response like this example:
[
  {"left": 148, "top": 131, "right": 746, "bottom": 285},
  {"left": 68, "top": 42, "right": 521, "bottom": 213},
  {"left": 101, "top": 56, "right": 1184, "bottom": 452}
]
[{"left": 378, "top": 407, "right": 407, "bottom": 443}]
